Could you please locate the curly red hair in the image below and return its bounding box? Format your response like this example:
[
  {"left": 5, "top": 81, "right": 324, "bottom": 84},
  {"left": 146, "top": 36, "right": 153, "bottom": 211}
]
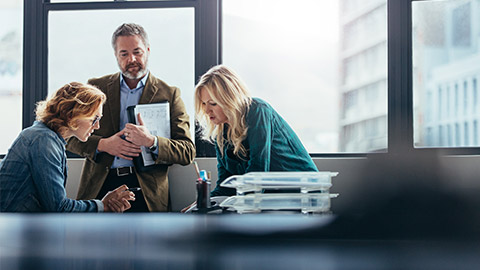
[{"left": 35, "top": 82, "right": 106, "bottom": 135}]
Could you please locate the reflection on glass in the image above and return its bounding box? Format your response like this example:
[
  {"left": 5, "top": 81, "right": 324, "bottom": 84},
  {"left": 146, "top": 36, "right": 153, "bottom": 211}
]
[
  {"left": 48, "top": 8, "right": 195, "bottom": 137},
  {"left": 413, "top": 0, "right": 480, "bottom": 148},
  {"left": 222, "top": 0, "right": 387, "bottom": 153},
  {"left": 0, "top": 0, "right": 22, "bottom": 154}
]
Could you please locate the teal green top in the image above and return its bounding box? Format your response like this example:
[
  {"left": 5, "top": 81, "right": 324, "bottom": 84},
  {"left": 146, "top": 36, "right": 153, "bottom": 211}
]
[{"left": 211, "top": 98, "right": 318, "bottom": 197}]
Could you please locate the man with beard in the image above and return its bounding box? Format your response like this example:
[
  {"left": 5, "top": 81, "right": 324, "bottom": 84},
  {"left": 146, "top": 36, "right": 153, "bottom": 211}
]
[{"left": 67, "top": 23, "right": 195, "bottom": 212}]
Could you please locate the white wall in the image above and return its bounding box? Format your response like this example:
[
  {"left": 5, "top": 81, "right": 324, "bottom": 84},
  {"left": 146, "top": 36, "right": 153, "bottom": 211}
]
[{"left": 65, "top": 156, "right": 480, "bottom": 212}]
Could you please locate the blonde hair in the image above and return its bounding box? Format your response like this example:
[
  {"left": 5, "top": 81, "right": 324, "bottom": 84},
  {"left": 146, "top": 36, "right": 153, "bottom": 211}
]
[
  {"left": 35, "top": 82, "right": 106, "bottom": 135},
  {"left": 195, "top": 65, "right": 252, "bottom": 157}
]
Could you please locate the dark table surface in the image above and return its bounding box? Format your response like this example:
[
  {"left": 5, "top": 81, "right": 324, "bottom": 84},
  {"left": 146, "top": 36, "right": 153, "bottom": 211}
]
[{"left": 1, "top": 213, "right": 480, "bottom": 270}]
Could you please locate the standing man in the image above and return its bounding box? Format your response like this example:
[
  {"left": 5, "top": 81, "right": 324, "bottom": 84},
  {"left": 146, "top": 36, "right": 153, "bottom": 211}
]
[{"left": 67, "top": 23, "right": 195, "bottom": 212}]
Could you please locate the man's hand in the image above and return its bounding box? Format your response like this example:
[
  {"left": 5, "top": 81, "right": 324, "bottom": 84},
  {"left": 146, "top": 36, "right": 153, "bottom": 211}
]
[
  {"left": 102, "top": 184, "right": 136, "bottom": 212},
  {"left": 124, "top": 113, "right": 156, "bottom": 148},
  {"left": 98, "top": 130, "right": 142, "bottom": 160}
]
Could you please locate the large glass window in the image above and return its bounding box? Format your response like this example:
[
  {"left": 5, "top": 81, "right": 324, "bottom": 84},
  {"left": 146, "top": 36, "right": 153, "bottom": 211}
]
[
  {"left": 50, "top": 0, "right": 111, "bottom": 2},
  {"left": 48, "top": 8, "right": 195, "bottom": 136},
  {"left": 0, "top": 0, "right": 22, "bottom": 155},
  {"left": 222, "top": 0, "right": 387, "bottom": 153},
  {"left": 51, "top": 0, "right": 179, "bottom": 2},
  {"left": 413, "top": 0, "right": 480, "bottom": 148}
]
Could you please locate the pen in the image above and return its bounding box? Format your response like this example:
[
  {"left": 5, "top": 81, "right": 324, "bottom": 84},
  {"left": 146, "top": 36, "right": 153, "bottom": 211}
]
[
  {"left": 127, "top": 187, "right": 141, "bottom": 192},
  {"left": 193, "top": 161, "right": 201, "bottom": 179}
]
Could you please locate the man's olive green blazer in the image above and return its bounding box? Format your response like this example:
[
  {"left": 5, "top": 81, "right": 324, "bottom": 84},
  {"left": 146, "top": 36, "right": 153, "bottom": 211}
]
[{"left": 66, "top": 72, "right": 195, "bottom": 212}]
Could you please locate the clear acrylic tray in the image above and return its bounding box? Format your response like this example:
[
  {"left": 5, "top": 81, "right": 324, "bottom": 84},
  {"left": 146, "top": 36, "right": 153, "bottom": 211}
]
[
  {"left": 220, "top": 171, "right": 338, "bottom": 194},
  {"left": 219, "top": 193, "right": 339, "bottom": 214}
]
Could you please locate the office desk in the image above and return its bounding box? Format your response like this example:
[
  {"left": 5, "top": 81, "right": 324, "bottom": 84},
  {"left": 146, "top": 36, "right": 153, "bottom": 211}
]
[{"left": 1, "top": 213, "right": 480, "bottom": 270}]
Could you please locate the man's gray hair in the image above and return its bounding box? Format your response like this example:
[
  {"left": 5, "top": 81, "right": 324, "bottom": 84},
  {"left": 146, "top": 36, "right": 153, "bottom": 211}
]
[{"left": 111, "top": 23, "right": 150, "bottom": 51}]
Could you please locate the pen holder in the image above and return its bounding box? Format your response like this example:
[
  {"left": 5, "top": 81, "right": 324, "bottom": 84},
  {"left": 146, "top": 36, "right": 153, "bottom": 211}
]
[{"left": 196, "top": 180, "right": 211, "bottom": 209}]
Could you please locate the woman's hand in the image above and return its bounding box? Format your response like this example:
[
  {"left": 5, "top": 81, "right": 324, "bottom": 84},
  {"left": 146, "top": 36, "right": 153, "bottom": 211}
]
[{"left": 101, "top": 184, "right": 136, "bottom": 212}]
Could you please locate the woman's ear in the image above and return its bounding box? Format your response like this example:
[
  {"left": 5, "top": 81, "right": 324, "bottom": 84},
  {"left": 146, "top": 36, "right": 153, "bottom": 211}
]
[{"left": 66, "top": 118, "right": 79, "bottom": 131}]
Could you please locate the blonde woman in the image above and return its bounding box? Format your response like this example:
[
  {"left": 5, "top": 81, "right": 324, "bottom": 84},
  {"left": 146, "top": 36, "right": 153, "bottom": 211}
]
[
  {"left": 0, "top": 82, "right": 135, "bottom": 212},
  {"left": 195, "top": 65, "right": 317, "bottom": 197}
]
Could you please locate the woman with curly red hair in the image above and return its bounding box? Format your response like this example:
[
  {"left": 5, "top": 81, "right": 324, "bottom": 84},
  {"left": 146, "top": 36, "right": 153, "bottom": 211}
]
[{"left": 0, "top": 82, "right": 135, "bottom": 212}]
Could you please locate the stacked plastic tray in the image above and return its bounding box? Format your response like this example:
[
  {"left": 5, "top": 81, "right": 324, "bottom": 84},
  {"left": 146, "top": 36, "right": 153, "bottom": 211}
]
[{"left": 219, "top": 171, "right": 338, "bottom": 214}]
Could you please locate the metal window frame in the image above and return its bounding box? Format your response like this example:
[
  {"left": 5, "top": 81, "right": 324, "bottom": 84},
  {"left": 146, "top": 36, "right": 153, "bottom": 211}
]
[
  {"left": 19, "top": 0, "right": 480, "bottom": 159},
  {"left": 406, "top": 0, "right": 480, "bottom": 155},
  {"left": 22, "top": 0, "right": 220, "bottom": 157}
]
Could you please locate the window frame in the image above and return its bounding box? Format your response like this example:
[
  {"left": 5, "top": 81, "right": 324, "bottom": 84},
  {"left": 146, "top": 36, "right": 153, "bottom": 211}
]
[
  {"left": 19, "top": 0, "right": 480, "bottom": 159},
  {"left": 23, "top": 0, "right": 220, "bottom": 157},
  {"left": 409, "top": 0, "right": 480, "bottom": 155}
]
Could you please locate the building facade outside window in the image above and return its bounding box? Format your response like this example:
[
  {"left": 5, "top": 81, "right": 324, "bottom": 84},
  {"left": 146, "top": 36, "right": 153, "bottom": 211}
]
[
  {"left": 414, "top": 0, "right": 480, "bottom": 148},
  {"left": 222, "top": 0, "right": 388, "bottom": 153}
]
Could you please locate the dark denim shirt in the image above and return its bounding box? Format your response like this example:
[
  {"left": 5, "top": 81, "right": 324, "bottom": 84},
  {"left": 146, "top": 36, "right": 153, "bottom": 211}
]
[
  {"left": 211, "top": 98, "right": 318, "bottom": 197},
  {"left": 0, "top": 121, "right": 103, "bottom": 212}
]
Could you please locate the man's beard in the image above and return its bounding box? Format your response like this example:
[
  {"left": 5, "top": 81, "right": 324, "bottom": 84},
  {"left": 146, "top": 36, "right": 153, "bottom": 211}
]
[{"left": 120, "top": 60, "right": 148, "bottom": 80}]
